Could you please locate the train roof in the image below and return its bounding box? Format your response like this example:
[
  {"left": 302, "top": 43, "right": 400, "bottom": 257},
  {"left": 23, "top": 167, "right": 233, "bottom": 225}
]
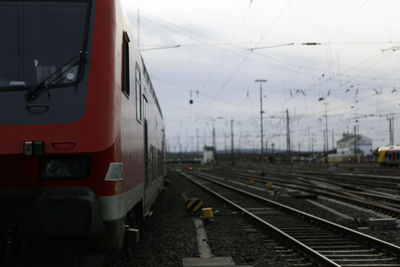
[{"left": 378, "top": 146, "right": 400, "bottom": 151}]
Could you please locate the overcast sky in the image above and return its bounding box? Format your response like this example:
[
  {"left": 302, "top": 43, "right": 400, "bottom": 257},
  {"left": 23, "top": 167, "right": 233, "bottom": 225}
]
[{"left": 121, "top": 0, "right": 400, "bottom": 153}]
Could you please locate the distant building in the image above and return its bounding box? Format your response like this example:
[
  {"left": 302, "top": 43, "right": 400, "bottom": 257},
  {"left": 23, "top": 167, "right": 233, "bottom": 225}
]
[
  {"left": 336, "top": 133, "right": 373, "bottom": 156},
  {"left": 202, "top": 146, "right": 215, "bottom": 165},
  {"left": 328, "top": 133, "right": 373, "bottom": 163}
]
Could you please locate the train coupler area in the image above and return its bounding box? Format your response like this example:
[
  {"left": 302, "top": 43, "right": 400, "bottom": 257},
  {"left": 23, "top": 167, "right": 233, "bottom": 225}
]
[
  {"left": 1, "top": 225, "right": 17, "bottom": 265},
  {"left": 0, "top": 187, "right": 104, "bottom": 238},
  {"left": 0, "top": 187, "right": 109, "bottom": 264}
]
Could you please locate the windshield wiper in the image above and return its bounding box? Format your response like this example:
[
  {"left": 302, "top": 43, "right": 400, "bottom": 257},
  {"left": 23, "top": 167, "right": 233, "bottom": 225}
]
[{"left": 25, "top": 50, "right": 87, "bottom": 102}]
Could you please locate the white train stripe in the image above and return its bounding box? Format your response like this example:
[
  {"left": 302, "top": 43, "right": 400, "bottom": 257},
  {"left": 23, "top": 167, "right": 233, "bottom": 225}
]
[{"left": 98, "top": 183, "right": 144, "bottom": 221}]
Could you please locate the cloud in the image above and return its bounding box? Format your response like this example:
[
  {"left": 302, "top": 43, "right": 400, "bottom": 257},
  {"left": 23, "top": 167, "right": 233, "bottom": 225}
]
[{"left": 120, "top": 0, "right": 400, "bottom": 151}]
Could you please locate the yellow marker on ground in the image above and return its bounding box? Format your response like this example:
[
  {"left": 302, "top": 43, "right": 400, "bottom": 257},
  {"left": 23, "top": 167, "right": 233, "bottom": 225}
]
[
  {"left": 201, "top": 208, "right": 214, "bottom": 220},
  {"left": 249, "top": 179, "right": 255, "bottom": 185},
  {"left": 266, "top": 183, "right": 273, "bottom": 189}
]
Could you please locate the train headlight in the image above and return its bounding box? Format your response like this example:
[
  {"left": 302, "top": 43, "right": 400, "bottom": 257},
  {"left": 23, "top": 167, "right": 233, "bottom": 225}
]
[
  {"left": 45, "top": 160, "right": 65, "bottom": 178},
  {"left": 68, "top": 158, "right": 89, "bottom": 177},
  {"left": 40, "top": 156, "right": 90, "bottom": 180}
]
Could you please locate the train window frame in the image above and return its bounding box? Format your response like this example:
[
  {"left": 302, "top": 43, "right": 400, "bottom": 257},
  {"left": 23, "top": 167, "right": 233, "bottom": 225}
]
[
  {"left": 143, "top": 95, "right": 148, "bottom": 121},
  {"left": 135, "top": 63, "right": 142, "bottom": 122},
  {"left": 122, "top": 31, "right": 130, "bottom": 98}
]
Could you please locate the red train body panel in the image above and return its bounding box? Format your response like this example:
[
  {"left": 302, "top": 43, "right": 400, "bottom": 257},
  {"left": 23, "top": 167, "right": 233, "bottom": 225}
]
[{"left": 0, "top": 0, "right": 165, "bottom": 252}]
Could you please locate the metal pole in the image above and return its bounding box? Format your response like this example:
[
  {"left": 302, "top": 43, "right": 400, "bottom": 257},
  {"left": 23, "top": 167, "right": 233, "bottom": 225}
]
[
  {"left": 389, "top": 117, "right": 394, "bottom": 146},
  {"left": 357, "top": 124, "right": 360, "bottom": 163},
  {"left": 286, "top": 109, "right": 291, "bottom": 164},
  {"left": 353, "top": 125, "right": 357, "bottom": 157},
  {"left": 203, "top": 129, "right": 206, "bottom": 147},
  {"left": 392, "top": 117, "right": 395, "bottom": 145},
  {"left": 255, "top": 79, "right": 267, "bottom": 175},
  {"left": 311, "top": 136, "right": 314, "bottom": 152},
  {"left": 196, "top": 129, "right": 200, "bottom": 154},
  {"left": 324, "top": 103, "right": 328, "bottom": 152},
  {"left": 224, "top": 130, "right": 227, "bottom": 153},
  {"left": 323, "top": 103, "right": 329, "bottom": 165},
  {"left": 212, "top": 122, "right": 216, "bottom": 149},
  {"left": 212, "top": 122, "right": 216, "bottom": 165},
  {"left": 231, "top": 119, "right": 235, "bottom": 166},
  {"left": 178, "top": 133, "right": 182, "bottom": 161},
  {"left": 389, "top": 117, "right": 392, "bottom": 145}
]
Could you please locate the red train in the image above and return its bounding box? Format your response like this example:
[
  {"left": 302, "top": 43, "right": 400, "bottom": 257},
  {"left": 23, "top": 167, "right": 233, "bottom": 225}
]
[{"left": 0, "top": 0, "right": 165, "bottom": 254}]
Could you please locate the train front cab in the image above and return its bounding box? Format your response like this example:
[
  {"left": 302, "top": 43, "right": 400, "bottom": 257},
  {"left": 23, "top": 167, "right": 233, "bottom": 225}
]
[
  {"left": 378, "top": 147, "right": 400, "bottom": 166},
  {"left": 0, "top": 0, "right": 165, "bottom": 255}
]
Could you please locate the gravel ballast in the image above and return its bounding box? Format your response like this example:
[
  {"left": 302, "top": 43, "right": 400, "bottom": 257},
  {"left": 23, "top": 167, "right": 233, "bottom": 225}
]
[
  {"left": 123, "top": 171, "right": 198, "bottom": 266},
  {"left": 124, "top": 170, "right": 293, "bottom": 266},
  {"left": 119, "top": 168, "right": 400, "bottom": 266}
]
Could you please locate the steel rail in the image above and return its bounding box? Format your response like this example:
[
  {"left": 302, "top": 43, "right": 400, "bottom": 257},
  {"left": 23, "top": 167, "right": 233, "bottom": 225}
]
[
  {"left": 268, "top": 169, "right": 400, "bottom": 207},
  {"left": 295, "top": 169, "right": 400, "bottom": 181},
  {"left": 178, "top": 170, "right": 341, "bottom": 267},
  {"left": 181, "top": 170, "right": 400, "bottom": 261},
  {"left": 237, "top": 168, "right": 398, "bottom": 193},
  {"left": 224, "top": 169, "right": 400, "bottom": 217},
  {"left": 259, "top": 168, "right": 400, "bottom": 199},
  {"left": 283, "top": 169, "right": 400, "bottom": 190}
]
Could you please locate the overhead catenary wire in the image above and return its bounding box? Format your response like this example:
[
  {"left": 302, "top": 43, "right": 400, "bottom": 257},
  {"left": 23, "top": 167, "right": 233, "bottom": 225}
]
[
  {"left": 135, "top": 0, "right": 400, "bottom": 152},
  {"left": 142, "top": 13, "right": 400, "bottom": 100},
  {"left": 198, "top": 0, "right": 294, "bottom": 116}
]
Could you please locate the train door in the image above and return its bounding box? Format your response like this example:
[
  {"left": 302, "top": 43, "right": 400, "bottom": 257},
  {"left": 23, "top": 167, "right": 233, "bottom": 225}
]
[
  {"left": 392, "top": 151, "right": 397, "bottom": 164},
  {"left": 143, "top": 96, "right": 149, "bottom": 187},
  {"left": 387, "top": 151, "right": 393, "bottom": 164}
]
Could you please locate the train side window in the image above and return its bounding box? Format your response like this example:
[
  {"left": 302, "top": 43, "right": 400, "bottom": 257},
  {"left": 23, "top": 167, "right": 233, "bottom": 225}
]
[
  {"left": 143, "top": 96, "right": 148, "bottom": 120},
  {"left": 122, "top": 32, "right": 130, "bottom": 97},
  {"left": 388, "top": 153, "right": 392, "bottom": 160},
  {"left": 157, "top": 149, "right": 162, "bottom": 177},
  {"left": 397, "top": 153, "right": 400, "bottom": 160},
  {"left": 150, "top": 146, "right": 156, "bottom": 183},
  {"left": 135, "top": 64, "right": 142, "bottom": 122}
]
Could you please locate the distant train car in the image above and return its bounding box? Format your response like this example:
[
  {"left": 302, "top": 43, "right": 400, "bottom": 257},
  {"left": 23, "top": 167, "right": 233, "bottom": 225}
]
[
  {"left": 0, "top": 0, "right": 165, "bottom": 255},
  {"left": 377, "top": 146, "right": 400, "bottom": 166}
]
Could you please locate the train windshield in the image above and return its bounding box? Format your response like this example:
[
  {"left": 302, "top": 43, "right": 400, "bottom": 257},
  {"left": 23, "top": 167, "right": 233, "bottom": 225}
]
[
  {"left": 0, "top": 0, "right": 90, "bottom": 89},
  {"left": 0, "top": 0, "right": 93, "bottom": 125}
]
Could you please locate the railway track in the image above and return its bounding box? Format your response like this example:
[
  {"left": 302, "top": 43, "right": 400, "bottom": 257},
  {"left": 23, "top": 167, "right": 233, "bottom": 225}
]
[
  {"left": 261, "top": 165, "right": 400, "bottom": 177},
  {"left": 213, "top": 169, "right": 400, "bottom": 218},
  {"left": 273, "top": 170, "right": 400, "bottom": 210},
  {"left": 247, "top": 168, "right": 400, "bottom": 195},
  {"left": 180, "top": 170, "right": 400, "bottom": 267},
  {"left": 290, "top": 170, "right": 400, "bottom": 192}
]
